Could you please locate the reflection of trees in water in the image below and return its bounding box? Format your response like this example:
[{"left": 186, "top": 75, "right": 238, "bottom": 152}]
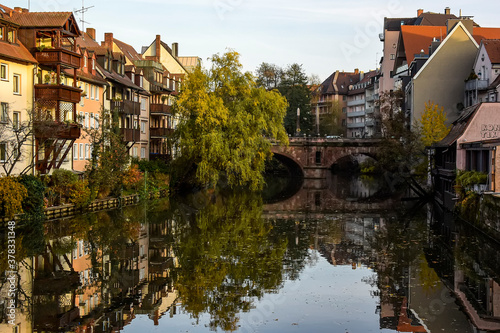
[{"left": 172, "top": 190, "right": 313, "bottom": 331}]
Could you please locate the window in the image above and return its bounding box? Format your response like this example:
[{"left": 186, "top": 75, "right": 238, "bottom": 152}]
[
  {"left": 95, "top": 114, "right": 99, "bottom": 129},
  {"left": 13, "top": 112, "right": 20, "bottom": 130},
  {"left": 79, "top": 143, "right": 84, "bottom": 160},
  {"left": 0, "top": 63, "right": 7, "bottom": 80},
  {"left": 133, "top": 147, "right": 137, "bottom": 157},
  {"left": 1, "top": 103, "right": 8, "bottom": 123},
  {"left": 0, "top": 27, "right": 4, "bottom": 40},
  {"left": 0, "top": 143, "right": 6, "bottom": 162},
  {"left": 85, "top": 112, "right": 89, "bottom": 128},
  {"left": 85, "top": 83, "right": 89, "bottom": 99},
  {"left": 92, "top": 58, "right": 95, "bottom": 70},
  {"left": 90, "top": 84, "right": 95, "bottom": 100},
  {"left": 13, "top": 74, "right": 20, "bottom": 94},
  {"left": 141, "top": 147, "right": 146, "bottom": 159},
  {"left": 85, "top": 144, "right": 89, "bottom": 159},
  {"left": 141, "top": 120, "right": 146, "bottom": 133},
  {"left": 141, "top": 98, "right": 146, "bottom": 111},
  {"left": 84, "top": 55, "right": 87, "bottom": 67},
  {"left": 139, "top": 76, "right": 143, "bottom": 87},
  {"left": 79, "top": 111, "right": 84, "bottom": 126},
  {"left": 73, "top": 143, "right": 78, "bottom": 160},
  {"left": 90, "top": 113, "right": 94, "bottom": 128},
  {"left": 95, "top": 86, "right": 99, "bottom": 101},
  {"left": 7, "top": 29, "right": 15, "bottom": 43}
]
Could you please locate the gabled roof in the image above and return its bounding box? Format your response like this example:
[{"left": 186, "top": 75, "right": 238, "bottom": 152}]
[
  {"left": 9, "top": 11, "right": 81, "bottom": 36},
  {"left": 482, "top": 40, "right": 500, "bottom": 64},
  {"left": 178, "top": 56, "right": 200, "bottom": 69},
  {"left": 114, "top": 38, "right": 143, "bottom": 63},
  {"left": 400, "top": 25, "right": 447, "bottom": 64},
  {"left": 384, "top": 17, "right": 417, "bottom": 31},
  {"left": 320, "top": 71, "right": 360, "bottom": 95}
]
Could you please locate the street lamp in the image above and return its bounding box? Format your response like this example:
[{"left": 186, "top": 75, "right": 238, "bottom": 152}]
[{"left": 296, "top": 107, "right": 300, "bottom": 136}]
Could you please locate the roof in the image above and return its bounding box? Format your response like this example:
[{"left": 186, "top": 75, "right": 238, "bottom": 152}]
[
  {"left": 10, "top": 11, "right": 78, "bottom": 31},
  {"left": 76, "top": 31, "right": 101, "bottom": 48},
  {"left": 415, "top": 12, "right": 457, "bottom": 26},
  {"left": 348, "top": 70, "right": 379, "bottom": 94},
  {"left": 401, "top": 25, "right": 447, "bottom": 64},
  {"left": 482, "top": 40, "right": 500, "bottom": 64},
  {"left": 114, "top": 38, "right": 143, "bottom": 62},
  {"left": 434, "top": 104, "right": 480, "bottom": 147},
  {"left": 384, "top": 17, "right": 417, "bottom": 31},
  {"left": 0, "top": 40, "right": 37, "bottom": 64},
  {"left": 96, "top": 63, "right": 149, "bottom": 95},
  {"left": 488, "top": 74, "right": 500, "bottom": 90},
  {"left": 474, "top": 29, "right": 500, "bottom": 48},
  {"left": 319, "top": 71, "right": 361, "bottom": 95},
  {"left": 178, "top": 56, "right": 200, "bottom": 68}
]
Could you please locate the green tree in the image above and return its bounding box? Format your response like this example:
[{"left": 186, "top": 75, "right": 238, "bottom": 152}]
[
  {"left": 255, "top": 62, "right": 282, "bottom": 90},
  {"left": 279, "top": 64, "right": 314, "bottom": 135},
  {"left": 174, "top": 51, "right": 288, "bottom": 190},
  {"left": 420, "top": 101, "right": 450, "bottom": 147}
]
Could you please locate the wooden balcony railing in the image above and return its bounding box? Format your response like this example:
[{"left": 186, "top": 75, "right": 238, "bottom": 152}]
[
  {"left": 35, "top": 48, "right": 82, "bottom": 68},
  {"left": 121, "top": 128, "right": 141, "bottom": 142},
  {"left": 35, "top": 84, "right": 81, "bottom": 104},
  {"left": 150, "top": 127, "right": 173, "bottom": 138},
  {"left": 150, "top": 103, "right": 172, "bottom": 115},
  {"left": 111, "top": 100, "right": 141, "bottom": 115},
  {"left": 34, "top": 121, "right": 81, "bottom": 140}
]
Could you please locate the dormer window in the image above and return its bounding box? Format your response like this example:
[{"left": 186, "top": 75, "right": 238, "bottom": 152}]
[
  {"left": 84, "top": 55, "right": 87, "bottom": 67},
  {"left": 0, "top": 26, "right": 4, "bottom": 40},
  {"left": 131, "top": 73, "right": 135, "bottom": 82},
  {"left": 139, "top": 76, "right": 143, "bottom": 87},
  {"left": 92, "top": 58, "right": 95, "bottom": 70},
  {"left": 7, "top": 29, "right": 15, "bottom": 43}
]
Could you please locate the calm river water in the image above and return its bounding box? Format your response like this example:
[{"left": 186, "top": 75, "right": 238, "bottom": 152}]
[{"left": 1, "top": 173, "right": 500, "bottom": 332}]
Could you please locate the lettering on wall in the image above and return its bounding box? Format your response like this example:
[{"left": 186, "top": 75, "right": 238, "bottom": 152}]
[{"left": 481, "top": 124, "right": 500, "bottom": 138}]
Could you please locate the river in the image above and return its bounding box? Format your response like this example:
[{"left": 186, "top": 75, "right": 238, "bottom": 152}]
[{"left": 1, "top": 173, "right": 500, "bottom": 332}]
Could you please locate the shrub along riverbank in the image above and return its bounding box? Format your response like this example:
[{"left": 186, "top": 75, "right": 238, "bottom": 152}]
[{"left": 0, "top": 159, "right": 170, "bottom": 223}]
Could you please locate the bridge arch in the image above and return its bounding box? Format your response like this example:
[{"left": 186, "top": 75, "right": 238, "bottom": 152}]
[{"left": 271, "top": 138, "right": 381, "bottom": 179}]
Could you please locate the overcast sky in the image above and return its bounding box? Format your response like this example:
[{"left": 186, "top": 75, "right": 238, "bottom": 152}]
[{"left": 5, "top": 0, "right": 500, "bottom": 81}]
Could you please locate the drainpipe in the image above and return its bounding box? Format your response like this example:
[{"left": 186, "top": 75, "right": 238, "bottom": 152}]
[{"left": 31, "top": 64, "right": 37, "bottom": 175}]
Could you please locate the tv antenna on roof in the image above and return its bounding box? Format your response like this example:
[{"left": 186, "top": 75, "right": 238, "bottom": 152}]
[{"left": 74, "top": 0, "right": 94, "bottom": 31}]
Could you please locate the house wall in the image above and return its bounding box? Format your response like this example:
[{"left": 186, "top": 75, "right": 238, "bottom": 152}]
[
  {"left": 0, "top": 60, "right": 35, "bottom": 175},
  {"left": 413, "top": 24, "right": 478, "bottom": 126},
  {"left": 455, "top": 104, "right": 500, "bottom": 191},
  {"left": 379, "top": 30, "right": 399, "bottom": 93}
]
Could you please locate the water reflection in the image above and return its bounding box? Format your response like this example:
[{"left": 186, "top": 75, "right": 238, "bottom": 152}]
[{"left": 1, "top": 176, "right": 500, "bottom": 332}]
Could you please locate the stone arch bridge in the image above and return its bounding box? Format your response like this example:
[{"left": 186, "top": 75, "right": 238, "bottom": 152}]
[{"left": 271, "top": 137, "right": 381, "bottom": 178}]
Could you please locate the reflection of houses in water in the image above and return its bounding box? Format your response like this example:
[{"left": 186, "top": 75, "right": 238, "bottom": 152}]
[{"left": 425, "top": 208, "right": 500, "bottom": 332}]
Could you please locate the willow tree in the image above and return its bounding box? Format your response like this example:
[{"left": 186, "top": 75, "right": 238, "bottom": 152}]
[{"left": 173, "top": 51, "right": 289, "bottom": 190}]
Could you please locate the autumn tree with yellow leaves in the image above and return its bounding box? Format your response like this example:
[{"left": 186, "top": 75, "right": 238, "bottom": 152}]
[
  {"left": 173, "top": 51, "right": 289, "bottom": 190},
  {"left": 420, "top": 101, "right": 450, "bottom": 147}
]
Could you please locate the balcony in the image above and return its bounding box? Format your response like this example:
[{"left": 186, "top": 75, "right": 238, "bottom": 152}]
[
  {"left": 465, "top": 79, "right": 489, "bottom": 91},
  {"left": 35, "top": 48, "right": 82, "bottom": 69},
  {"left": 34, "top": 121, "right": 81, "bottom": 140},
  {"left": 366, "top": 95, "right": 375, "bottom": 102},
  {"left": 150, "top": 128, "right": 173, "bottom": 138},
  {"left": 347, "top": 110, "right": 365, "bottom": 118},
  {"left": 35, "top": 84, "right": 81, "bottom": 104},
  {"left": 365, "top": 107, "right": 374, "bottom": 114},
  {"left": 150, "top": 104, "right": 172, "bottom": 115},
  {"left": 347, "top": 99, "right": 365, "bottom": 107},
  {"left": 121, "top": 128, "right": 141, "bottom": 142},
  {"left": 365, "top": 119, "right": 375, "bottom": 127},
  {"left": 111, "top": 100, "right": 141, "bottom": 116},
  {"left": 347, "top": 122, "right": 365, "bottom": 129}
]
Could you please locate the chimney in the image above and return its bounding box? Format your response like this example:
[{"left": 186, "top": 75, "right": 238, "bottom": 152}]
[
  {"left": 155, "top": 35, "right": 161, "bottom": 60},
  {"left": 417, "top": 9, "right": 423, "bottom": 16},
  {"left": 104, "top": 32, "right": 113, "bottom": 49},
  {"left": 172, "top": 42, "right": 179, "bottom": 58},
  {"left": 444, "top": 7, "right": 450, "bottom": 15},
  {"left": 354, "top": 68, "right": 359, "bottom": 74},
  {"left": 86, "top": 28, "right": 96, "bottom": 41},
  {"left": 13, "top": 7, "right": 22, "bottom": 13}
]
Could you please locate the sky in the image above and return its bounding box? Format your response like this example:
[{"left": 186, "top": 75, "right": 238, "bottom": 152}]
[{"left": 4, "top": 0, "right": 500, "bottom": 82}]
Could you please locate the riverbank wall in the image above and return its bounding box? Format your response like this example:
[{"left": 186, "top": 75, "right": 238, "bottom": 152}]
[{"left": 1, "top": 190, "right": 168, "bottom": 224}]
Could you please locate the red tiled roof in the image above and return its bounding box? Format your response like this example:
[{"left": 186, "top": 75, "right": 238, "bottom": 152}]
[
  {"left": 10, "top": 11, "right": 73, "bottom": 28},
  {"left": 473, "top": 29, "right": 500, "bottom": 47},
  {"left": 0, "top": 41, "right": 37, "bottom": 64},
  {"left": 114, "top": 38, "right": 142, "bottom": 62},
  {"left": 401, "top": 25, "right": 447, "bottom": 64},
  {"left": 482, "top": 40, "right": 500, "bottom": 64}
]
